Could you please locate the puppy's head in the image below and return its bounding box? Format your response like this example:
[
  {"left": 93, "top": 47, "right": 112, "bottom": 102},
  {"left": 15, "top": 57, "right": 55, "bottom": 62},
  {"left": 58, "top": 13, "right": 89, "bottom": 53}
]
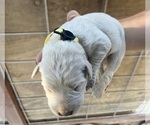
[{"left": 32, "top": 40, "right": 92, "bottom": 116}]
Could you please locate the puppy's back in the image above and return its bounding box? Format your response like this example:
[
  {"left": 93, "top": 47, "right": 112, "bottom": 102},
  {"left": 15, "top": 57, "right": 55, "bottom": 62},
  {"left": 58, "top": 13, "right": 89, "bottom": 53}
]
[
  {"left": 82, "top": 13, "right": 125, "bottom": 54},
  {"left": 62, "top": 12, "right": 125, "bottom": 54}
]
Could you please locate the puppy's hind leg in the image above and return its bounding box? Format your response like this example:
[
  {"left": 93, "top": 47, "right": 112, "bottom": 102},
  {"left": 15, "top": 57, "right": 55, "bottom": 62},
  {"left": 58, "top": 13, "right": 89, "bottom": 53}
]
[
  {"left": 86, "top": 41, "right": 111, "bottom": 90},
  {"left": 92, "top": 50, "right": 125, "bottom": 98},
  {"left": 94, "top": 65, "right": 104, "bottom": 89}
]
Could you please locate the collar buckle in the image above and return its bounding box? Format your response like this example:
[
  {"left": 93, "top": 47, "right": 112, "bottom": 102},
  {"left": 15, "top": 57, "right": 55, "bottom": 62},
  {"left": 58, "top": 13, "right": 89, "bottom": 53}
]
[
  {"left": 44, "top": 27, "right": 79, "bottom": 45},
  {"left": 54, "top": 27, "right": 76, "bottom": 41}
]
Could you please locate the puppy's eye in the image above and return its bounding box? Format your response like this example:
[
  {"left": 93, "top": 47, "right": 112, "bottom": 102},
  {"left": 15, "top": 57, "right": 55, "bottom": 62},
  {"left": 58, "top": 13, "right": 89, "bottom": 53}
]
[{"left": 73, "top": 86, "right": 79, "bottom": 91}]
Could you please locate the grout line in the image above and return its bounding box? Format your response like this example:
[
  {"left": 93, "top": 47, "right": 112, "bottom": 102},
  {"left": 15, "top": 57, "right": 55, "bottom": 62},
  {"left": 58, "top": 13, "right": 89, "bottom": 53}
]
[
  {"left": 107, "top": 89, "right": 150, "bottom": 93},
  {"left": 44, "top": 0, "right": 50, "bottom": 34},
  {"left": 17, "top": 96, "right": 46, "bottom": 101},
  {"left": 5, "top": 60, "right": 35, "bottom": 64},
  {"left": 113, "top": 74, "right": 150, "bottom": 78},
  {"left": 5, "top": 66, "right": 31, "bottom": 124},
  {"left": 24, "top": 109, "right": 51, "bottom": 113},
  {"left": 13, "top": 80, "right": 41, "bottom": 84},
  {"left": 113, "top": 51, "right": 144, "bottom": 116},
  {"left": 124, "top": 55, "right": 147, "bottom": 58},
  {"left": 104, "top": 0, "right": 108, "bottom": 13},
  {"left": 2, "top": 32, "right": 47, "bottom": 36}
]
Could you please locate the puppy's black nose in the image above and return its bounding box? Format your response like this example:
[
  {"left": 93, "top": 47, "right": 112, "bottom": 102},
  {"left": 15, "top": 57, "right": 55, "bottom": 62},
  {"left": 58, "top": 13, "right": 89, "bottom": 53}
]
[{"left": 58, "top": 110, "right": 73, "bottom": 116}]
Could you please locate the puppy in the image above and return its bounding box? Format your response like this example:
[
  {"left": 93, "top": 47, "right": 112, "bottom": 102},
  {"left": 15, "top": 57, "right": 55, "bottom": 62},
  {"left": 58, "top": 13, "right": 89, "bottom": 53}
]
[{"left": 32, "top": 11, "right": 125, "bottom": 116}]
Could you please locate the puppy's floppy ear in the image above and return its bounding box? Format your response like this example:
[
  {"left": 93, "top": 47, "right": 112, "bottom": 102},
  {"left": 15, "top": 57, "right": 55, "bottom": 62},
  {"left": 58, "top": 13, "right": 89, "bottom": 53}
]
[
  {"left": 83, "top": 61, "right": 92, "bottom": 80},
  {"left": 84, "top": 61, "right": 95, "bottom": 90},
  {"left": 31, "top": 64, "right": 40, "bottom": 79}
]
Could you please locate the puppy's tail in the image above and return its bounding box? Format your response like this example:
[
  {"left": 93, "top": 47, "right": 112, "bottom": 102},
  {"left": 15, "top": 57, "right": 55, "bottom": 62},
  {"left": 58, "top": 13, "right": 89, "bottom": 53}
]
[{"left": 31, "top": 64, "right": 39, "bottom": 79}]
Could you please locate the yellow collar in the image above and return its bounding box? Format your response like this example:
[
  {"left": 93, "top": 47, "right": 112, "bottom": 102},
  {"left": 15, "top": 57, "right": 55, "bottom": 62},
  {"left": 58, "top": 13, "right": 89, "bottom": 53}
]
[{"left": 44, "top": 27, "right": 79, "bottom": 45}]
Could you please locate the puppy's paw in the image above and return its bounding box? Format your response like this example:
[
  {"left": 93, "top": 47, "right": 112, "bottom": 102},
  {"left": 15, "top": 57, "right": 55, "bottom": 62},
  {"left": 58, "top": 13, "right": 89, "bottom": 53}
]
[
  {"left": 86, "top": 79, "right": 95, "bottom": 91},
  {"left": 92, "top": 83, "right": 106, "bottom": 98}
]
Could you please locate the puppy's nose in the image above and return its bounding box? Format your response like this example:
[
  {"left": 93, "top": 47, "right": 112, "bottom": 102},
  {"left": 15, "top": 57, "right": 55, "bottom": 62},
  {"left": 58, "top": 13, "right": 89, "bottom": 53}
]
[{"left": 58, "top": 110, "right": 73, "bottom": 116}]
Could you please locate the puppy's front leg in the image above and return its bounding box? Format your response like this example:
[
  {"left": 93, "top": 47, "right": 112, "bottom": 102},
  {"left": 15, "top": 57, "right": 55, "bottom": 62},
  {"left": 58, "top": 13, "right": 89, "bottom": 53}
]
[
  {"left": 86, "top": 41, "right": 111, "bottom": 90},
  {"left": 92, "top": 50, "right": 125, "bottom": 98}
]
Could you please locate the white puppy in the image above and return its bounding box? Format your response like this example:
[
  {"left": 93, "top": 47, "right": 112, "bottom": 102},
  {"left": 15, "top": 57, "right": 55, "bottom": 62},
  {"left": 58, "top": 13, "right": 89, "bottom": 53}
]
[{"left": 32, "top": 12, "right": 125, "bottom": 116}]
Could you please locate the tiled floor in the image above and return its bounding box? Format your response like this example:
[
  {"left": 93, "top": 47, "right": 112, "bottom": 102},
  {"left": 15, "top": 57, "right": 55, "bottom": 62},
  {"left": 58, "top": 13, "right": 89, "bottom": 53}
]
[{"left": 4, "top": 0, "right": 149, "bottom": 125}]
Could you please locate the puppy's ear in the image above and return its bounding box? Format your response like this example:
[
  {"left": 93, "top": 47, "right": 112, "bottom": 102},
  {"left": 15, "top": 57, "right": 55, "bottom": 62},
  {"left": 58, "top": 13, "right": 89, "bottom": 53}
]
[
  {"left": 84, "top": 61, "right": 94, "bottom": 90},
  {"left": 67, "top": 10, "right": 80, "bottom": 21},
  {"left": 31, "top": 64, "right": 39, "bottom": 79},
  {"left": 82, "top": 66, "right": 90, "bottom": 79},
  {"left": 83, "top": 61, "right": 92, "bottom": 80}
]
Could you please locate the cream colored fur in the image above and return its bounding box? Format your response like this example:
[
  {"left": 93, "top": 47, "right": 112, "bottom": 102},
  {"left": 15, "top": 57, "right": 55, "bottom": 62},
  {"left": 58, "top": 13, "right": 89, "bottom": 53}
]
[{"left": 32, "top": 13, "right": 125, "bottom": 116}]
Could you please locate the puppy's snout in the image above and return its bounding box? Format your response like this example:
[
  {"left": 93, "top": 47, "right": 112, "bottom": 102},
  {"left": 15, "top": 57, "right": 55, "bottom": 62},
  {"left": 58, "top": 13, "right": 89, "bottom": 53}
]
[{"left": 57, "top": 110, "right": 73, "bottom": 116}]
